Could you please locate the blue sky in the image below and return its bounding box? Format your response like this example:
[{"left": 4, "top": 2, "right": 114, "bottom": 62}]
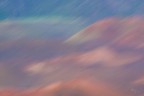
[
  {"left": 0, "top": 0, "right": 144, "bottom": 24},
  {"left": 0, "top": 0, "right": 144, "bottom": 91}
]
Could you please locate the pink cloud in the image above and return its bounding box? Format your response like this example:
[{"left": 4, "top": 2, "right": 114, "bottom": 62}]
[
  {"left": 66, "top": 16, "right": 144, "bottom": 49},
  {"left": 26, "top": 46, "right": 141, "bottom": 75},
  {"left": 133, "top": 76, "right": 144, "bottom": 85},
  {"left": 0, "top": 79, "right": 127, "bottom": 96}
]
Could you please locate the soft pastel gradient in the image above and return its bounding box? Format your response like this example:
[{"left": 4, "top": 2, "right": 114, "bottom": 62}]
[{"left": 0, "top": 0, "right": 144, "bottom": 96}]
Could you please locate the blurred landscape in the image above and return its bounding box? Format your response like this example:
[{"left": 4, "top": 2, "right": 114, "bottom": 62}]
[{"left": 0, "top": 0, "right": 144, "bottom": 96}]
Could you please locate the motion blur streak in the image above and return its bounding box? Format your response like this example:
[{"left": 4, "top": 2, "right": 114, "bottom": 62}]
[{"left": 0, "top": 0, "right": 144, "bottom": 96}]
